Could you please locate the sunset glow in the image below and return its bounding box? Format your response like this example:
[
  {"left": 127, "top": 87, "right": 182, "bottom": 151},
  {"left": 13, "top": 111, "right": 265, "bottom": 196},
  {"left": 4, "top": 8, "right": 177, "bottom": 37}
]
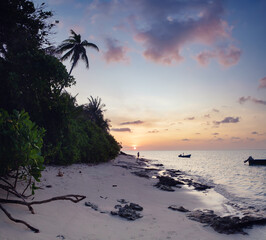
[{"left": 37, "top": 0, "right": 266, "bottom": 151}]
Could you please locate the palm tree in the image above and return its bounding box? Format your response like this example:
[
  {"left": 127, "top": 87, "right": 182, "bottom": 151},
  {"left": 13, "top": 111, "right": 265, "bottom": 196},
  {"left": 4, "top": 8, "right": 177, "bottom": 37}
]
[
  {"left": 56, "top": 29, "right": 99, "bottom": 76},
  {"left": 82, "top": 96, "right": 110, "bottom": 132}
]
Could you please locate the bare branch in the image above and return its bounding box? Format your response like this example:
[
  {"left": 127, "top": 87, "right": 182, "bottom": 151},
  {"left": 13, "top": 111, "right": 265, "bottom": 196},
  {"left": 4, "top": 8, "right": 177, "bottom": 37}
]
[{"left": 0, "top": 204, "right": 39, "bottom": 233}]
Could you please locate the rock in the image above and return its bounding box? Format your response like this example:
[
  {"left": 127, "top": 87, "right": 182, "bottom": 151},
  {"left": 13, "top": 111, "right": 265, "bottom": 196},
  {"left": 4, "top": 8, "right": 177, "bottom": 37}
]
[
  {"left": 168, "top": 205, "right": 190, "bottom": 212},
  {"left": 100, "top": 196, "right": 108, "bottom": 199},
  {"left": 112, "top": 184, "right": 117, "bottom": 187},
  {"left": 117, "top": 199, "right": 128, "bottom": 204},
  {"left": 110, "top": 211, "right": 118, "bottom": 215},
  {"left": 189, "top": 182, "right": 212, "bottom": 191},
  {"left": 187, "top": 209, "right": 266, "bottom": 235},
  {"left": 129, "top": 203, "right": 143, "bottom": 211},
  {"left": 157, "top": 176, "right": 178, "bottom": 186},
  {"left": 156, "top": 184, "right": 175, "bottom": 192},
  {"left": 56, "top": 235, "right": 65, "bottom": 240},
  {"left": 45, "top": 185, "right": 52, "bottom": 188},
  {"left": 85, "top": 202, "right": 98, "bottom": 211},
  {"left": 114, "top": 204, "right": 122, "bottom": 209},
  {"left": 152, "top": 163, "right": 164, "bottom": 167},
  {"left": 111, "top": 203, "right": 144, "bottom": 221},
  {"left": 132, "top": 171, "right": 150, "bottom": 178}
]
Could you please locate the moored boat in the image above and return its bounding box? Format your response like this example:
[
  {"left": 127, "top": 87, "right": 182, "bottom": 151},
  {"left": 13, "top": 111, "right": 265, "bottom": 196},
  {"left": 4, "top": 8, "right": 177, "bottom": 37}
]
[
  {"left": 244, "top": 156, "right": 266, "bottom": 166},
  {"left": 178, "top": 154, "right": 191, "bottom": 158}
]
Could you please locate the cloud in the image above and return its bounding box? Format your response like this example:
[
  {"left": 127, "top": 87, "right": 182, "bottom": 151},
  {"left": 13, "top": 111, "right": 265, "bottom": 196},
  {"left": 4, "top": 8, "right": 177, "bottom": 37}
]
[
  {"left": 185, "top": 117, "right": 195, "bottom": 120},
  {"left": 195, "top": 45, "right": 241, "bottom": 67},
  {"left": 181, "top": 138, "right": 190, "bottom": 141},
  {"left": 212, "top": 108, "right": 220, "bottom": 113},
  {"left": 247, "top": 138, "right": 255, "bottom": 141},
  {"left": 120, "top": 120, "right": 144, "bottom": 125},
  {"left": 215, "top": 138, "right": 224, "bottom": 141},
  {"left": 148, "top": 129, "right": 159, "bottom": 133},
  {"left": 212, "top": 133, "right": 219, "bottom": 135},
  {"left": 251, "top": 131, "right": 258, "bottom": 135},
  {"left": 204, "top": 114, "right": 210, "bottom": 118},
  {"left": 258, "top": 77, "right": 266, "bottom": 89},
  {"left": 239, "top": 96, "right": 266, "bottom": 105},
  {"left": 111, "top": 128, "right": 131, "bottom": 132},
  {"left": 88, "top": 0, "right": 240, "bottom": 66},
  {"left": 214, "top": 117, "right": 240, "bottom": 125},
  {"left": 103, "top": 38, "right": 130, "bottom": 63},
  {"left": 231, "top": 137, "right": 240, "bottom": 141},
  {"left": 134, "top": 0, "right": 237, "bottom": 65}
]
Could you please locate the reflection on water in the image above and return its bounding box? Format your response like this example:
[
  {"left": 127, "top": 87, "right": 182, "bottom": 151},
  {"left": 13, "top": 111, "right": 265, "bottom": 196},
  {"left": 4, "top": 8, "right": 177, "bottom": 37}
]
[{"left": 126, "top": 150, "right": 266, "bottom": 210}]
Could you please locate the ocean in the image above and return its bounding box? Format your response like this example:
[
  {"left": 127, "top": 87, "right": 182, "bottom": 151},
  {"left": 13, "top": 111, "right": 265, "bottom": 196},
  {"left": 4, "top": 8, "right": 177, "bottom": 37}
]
[{"left": 125, "top": 150, "right": 266, "bottom": 211}]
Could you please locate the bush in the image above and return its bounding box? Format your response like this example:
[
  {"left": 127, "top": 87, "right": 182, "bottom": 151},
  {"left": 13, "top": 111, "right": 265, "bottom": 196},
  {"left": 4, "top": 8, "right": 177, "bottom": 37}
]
[
  {"left": 49, "top": 117, "right": 121, "bottom": 165},
  {"left": 0, "top": 109, "right": 45, "bottom": 192}
]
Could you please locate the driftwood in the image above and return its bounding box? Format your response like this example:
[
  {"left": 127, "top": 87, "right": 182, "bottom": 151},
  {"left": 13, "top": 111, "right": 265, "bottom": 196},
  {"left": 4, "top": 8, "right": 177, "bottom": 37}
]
[{"left": 0, "top": 194, "right": 86, "bottom": 232}]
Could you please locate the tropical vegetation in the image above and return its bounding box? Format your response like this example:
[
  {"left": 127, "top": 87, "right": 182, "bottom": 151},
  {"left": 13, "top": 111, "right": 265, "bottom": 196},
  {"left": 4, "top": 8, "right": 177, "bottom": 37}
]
[{"left": 0, "top": 0, "right": 121, "bottom": 232}]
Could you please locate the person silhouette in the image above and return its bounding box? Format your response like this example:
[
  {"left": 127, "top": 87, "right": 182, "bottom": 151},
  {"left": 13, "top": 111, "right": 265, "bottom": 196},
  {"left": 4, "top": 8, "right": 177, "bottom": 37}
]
[{"left": 137, "top": 152, "right": 140, "bottom": 159}]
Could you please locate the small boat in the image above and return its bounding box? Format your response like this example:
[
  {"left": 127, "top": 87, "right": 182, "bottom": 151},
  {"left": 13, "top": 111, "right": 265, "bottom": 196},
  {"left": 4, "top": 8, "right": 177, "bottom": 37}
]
[
  {"left": 178, "top": 154, "right": 191, "bottom": 158},
  {"left": 244, "top": 156, "right": 266, "bottom": 166}
]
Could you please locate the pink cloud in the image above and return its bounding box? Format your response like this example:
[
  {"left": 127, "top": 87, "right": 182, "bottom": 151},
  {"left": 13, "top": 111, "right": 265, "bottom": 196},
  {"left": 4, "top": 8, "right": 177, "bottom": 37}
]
[
  {"left": 259, "top": 77, "right": 266, "bottom": 89},
  {"left": 133, "top": 1, "right": 236, "bottom": 65},
  {"left": 195, "top": 45, "right": 241, "bottom": 67},
  {"left": 87, "top": 0, "right": 240, "bottom": 66},
  {"left": 103, "top": 38, "right": 130, "bottom": 63},
  {"left": 239, "top": 96, "right": 266, "bottom": 105}
]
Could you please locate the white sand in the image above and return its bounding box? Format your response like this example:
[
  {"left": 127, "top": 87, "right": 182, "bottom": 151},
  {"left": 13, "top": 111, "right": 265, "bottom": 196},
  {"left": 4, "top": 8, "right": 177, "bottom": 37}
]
[{"left": 0, "top": 155, "right": 265, "bottom": 240}]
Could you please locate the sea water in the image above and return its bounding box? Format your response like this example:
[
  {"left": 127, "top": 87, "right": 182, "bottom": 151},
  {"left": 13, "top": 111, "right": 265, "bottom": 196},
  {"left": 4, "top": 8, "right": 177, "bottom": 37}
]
[{"left": 125, "top": 150, "right": 266, "bottom": 211}]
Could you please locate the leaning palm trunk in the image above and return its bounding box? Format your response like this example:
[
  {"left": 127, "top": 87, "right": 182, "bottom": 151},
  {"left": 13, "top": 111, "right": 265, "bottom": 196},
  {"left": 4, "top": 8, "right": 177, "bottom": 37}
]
[{"left": 56, "top": 29, "right": 99, "bottom": 94}]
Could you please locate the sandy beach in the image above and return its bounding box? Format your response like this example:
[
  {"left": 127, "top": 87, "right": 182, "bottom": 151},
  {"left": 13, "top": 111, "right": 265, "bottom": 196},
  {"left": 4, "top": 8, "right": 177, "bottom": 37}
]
[{"left": 0, "top": 154, "right": 265, "bottom": 240}]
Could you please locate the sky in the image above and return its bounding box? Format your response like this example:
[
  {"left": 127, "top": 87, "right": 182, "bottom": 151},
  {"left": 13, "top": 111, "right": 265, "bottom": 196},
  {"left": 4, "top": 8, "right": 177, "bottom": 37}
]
[{"left": 35, "top": 0, "right": 266, "bottom": 151}]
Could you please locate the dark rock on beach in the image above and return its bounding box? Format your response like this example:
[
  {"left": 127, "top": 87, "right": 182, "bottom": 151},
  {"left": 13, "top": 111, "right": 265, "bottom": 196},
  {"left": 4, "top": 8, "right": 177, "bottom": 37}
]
[
  {"left": 168, "top": 205, "right": 190, "bottom": 212},
  {"left": 157, "top": 176, "right": 184, "bottom": 186},
  {"left": 189, "top": 182, "right": 212, "bottom": 191},
  {"left": 85, "top": 202, "right": 98, "bottom": 211},
  {"left": 111, "top": 203, "right": 143, "bottom": 221},
  {"left": 117, "top": 199, "right": 128, "bottom": 204},
  {"left": 129, "top": 203, "right": 143, "bottom": 211},
  {"left": 187, "top": 209, "right": 266, "bottom": 235},
  {"left": 132, "top": 170, "right": 150, "bottom": 178},
  {"left": 156, "top": 184, "right": 175, "bottom": 192}
]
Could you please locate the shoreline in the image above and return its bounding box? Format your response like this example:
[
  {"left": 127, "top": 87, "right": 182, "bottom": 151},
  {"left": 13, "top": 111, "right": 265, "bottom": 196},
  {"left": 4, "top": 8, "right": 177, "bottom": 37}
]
[{"left": 0, "top": 154, "right": 265, "bottom": 240}]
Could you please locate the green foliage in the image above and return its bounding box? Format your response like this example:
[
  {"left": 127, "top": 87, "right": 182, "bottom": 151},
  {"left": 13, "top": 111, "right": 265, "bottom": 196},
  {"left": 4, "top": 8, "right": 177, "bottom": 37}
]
[
  {"left": 0, "top": 0, "right": 121, "bottom": 169},
  {"left": 49, "top": 110, "right": 121, "bottom": 165},
  {"left": 0, "top": 109, "right": 45, "bottom": 187}
]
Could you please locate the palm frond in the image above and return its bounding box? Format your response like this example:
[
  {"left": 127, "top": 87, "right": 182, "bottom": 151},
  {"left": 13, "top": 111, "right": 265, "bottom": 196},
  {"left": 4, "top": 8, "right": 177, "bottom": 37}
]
[
  {"left": 81, "top": 48, "right": 89, "bottom": 68},
  {"left": 82, "top": 40, "right": 99, "bottom": 51},
  {"left": 61, "top": 48, "right": 74, "bottom": 61},
  {"left": 56, "top": 43, "right": 74, "bottom": 54}
]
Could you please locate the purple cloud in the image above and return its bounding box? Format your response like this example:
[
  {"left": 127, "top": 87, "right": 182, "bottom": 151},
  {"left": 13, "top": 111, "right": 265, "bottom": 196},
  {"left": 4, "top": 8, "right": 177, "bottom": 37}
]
[
  {"left": 185, "top": 117, "right": 195, "bottom": 120},
  {"left": 212, "top": 108, "right": 220, "bottom": 113},
  {"left": 111, "top": 128, "right": 131, "bottom": 132},
  {"left": 214, "top": 117, "right": 240, "bottom": 125},
  {"left": 181, "top": 138, "right": 190, "bottom": 141},
  {"left": 103, "top": 38, "right": 129, "bottom": 63},
  {"left": 239, "top": 96, "right": 266, "bottom": 105},
  {"left": 231, "top": 137, "right": 240, "bottom": 141},
  {"left": 259, "top": 77, "right": 266, "bottom": 89},
  {"left": 212, "top": 133, "right": 219, "bottom": 135},
  {"left": 251, "top": 131, "right": 258, "bottom": 135},
  {"left": 195, "top": 45, "right": 241, "bottom": 67},
  {"left": 88, "top": 0, "right": 240, "bottom": 66},
  {"left": 148, "top": 129, "right": 159, "bottom": 133},
  {"left": 120, "top": 120, "right": 144, "bottom": 125}
]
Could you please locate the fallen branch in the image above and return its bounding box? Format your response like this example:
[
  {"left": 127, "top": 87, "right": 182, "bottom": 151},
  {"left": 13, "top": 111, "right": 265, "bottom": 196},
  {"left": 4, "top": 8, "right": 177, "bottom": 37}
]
[
  {"left": 0, "top": 194, "right": 86, "bottom": 232},
  {"left": 0, "top": 203, "right": 39, "bottom": 233}
]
